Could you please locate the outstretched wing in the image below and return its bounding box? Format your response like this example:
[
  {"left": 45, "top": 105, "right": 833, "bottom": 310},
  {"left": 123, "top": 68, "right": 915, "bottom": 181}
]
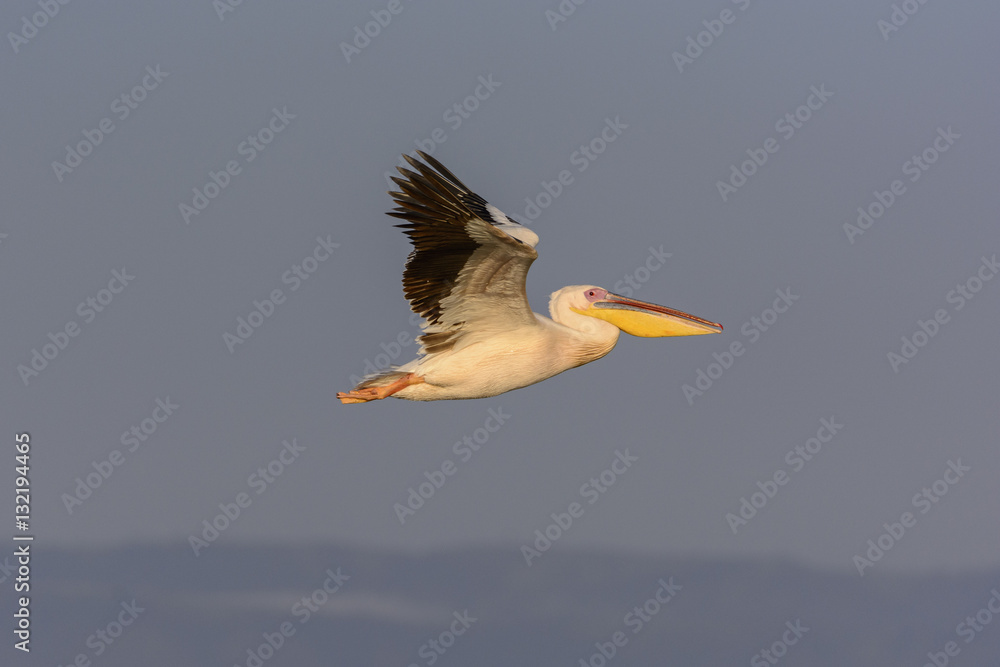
[{"left": 387, "top": 151, "right": 540, "bottom": 355}]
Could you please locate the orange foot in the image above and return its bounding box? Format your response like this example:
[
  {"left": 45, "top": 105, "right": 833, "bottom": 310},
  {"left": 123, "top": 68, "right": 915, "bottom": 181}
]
[{"left": 337, "top": 373, "right": 425, "bottom": 405}]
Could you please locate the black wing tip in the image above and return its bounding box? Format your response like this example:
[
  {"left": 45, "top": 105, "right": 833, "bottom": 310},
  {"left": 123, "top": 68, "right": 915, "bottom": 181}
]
[
  {"left": 396, "top": 151, "right": 469, "bottom": 193},
  {"left": 413, "top": 150, "right": 447, "bottom": 175}
]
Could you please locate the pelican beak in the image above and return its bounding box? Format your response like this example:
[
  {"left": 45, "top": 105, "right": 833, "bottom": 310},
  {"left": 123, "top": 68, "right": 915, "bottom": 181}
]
[{"left": 584, "top": 292, "right": 723, "bottom": 337}]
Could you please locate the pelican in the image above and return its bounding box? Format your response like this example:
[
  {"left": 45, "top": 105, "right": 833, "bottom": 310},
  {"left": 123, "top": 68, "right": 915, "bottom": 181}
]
[{"left": 338, "top": 151, "right": 722, "bottom": 403}]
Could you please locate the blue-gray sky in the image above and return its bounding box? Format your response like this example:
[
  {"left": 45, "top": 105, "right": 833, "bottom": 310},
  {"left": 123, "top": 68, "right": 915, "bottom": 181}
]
[{"left": 4, "top": 0, "right": 999, "bottom": 575}]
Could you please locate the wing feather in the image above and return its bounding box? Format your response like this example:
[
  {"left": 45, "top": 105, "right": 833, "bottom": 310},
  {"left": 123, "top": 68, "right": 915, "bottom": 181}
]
[{"left": 387, "top": 151, "right": 540, "bottom": 354}]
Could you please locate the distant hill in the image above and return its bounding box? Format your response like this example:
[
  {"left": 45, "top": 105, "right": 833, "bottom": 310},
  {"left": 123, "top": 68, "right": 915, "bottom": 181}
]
[{"left": 12, "top": 543, "right": 1000, "bottom": 666}]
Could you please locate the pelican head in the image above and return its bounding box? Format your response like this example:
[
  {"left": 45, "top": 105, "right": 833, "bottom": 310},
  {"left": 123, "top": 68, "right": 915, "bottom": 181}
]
[{"left": 562, "top": 286, "right": 723, "bottom": 337}]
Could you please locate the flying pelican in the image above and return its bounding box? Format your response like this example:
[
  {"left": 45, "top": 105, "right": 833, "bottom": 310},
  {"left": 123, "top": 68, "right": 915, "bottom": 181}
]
[{"left": 338, "top": 151, "right": 722, "bottom": 403}]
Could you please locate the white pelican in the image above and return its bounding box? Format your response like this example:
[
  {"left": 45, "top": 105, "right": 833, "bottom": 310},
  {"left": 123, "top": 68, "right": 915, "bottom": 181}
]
[{"left": 338, "top": 151, "right": 722, "bottom": 403}]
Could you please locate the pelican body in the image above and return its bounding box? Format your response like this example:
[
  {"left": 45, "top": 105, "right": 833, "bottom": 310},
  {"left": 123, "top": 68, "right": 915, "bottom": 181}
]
[{"left": 338, "top": 152, "right": 722, "bottom": 403}]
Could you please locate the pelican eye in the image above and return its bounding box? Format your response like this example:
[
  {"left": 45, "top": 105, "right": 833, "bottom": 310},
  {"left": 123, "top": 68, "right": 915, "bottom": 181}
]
[{"left": 584, "top": 288, "right": 607, "bottom": 302}]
